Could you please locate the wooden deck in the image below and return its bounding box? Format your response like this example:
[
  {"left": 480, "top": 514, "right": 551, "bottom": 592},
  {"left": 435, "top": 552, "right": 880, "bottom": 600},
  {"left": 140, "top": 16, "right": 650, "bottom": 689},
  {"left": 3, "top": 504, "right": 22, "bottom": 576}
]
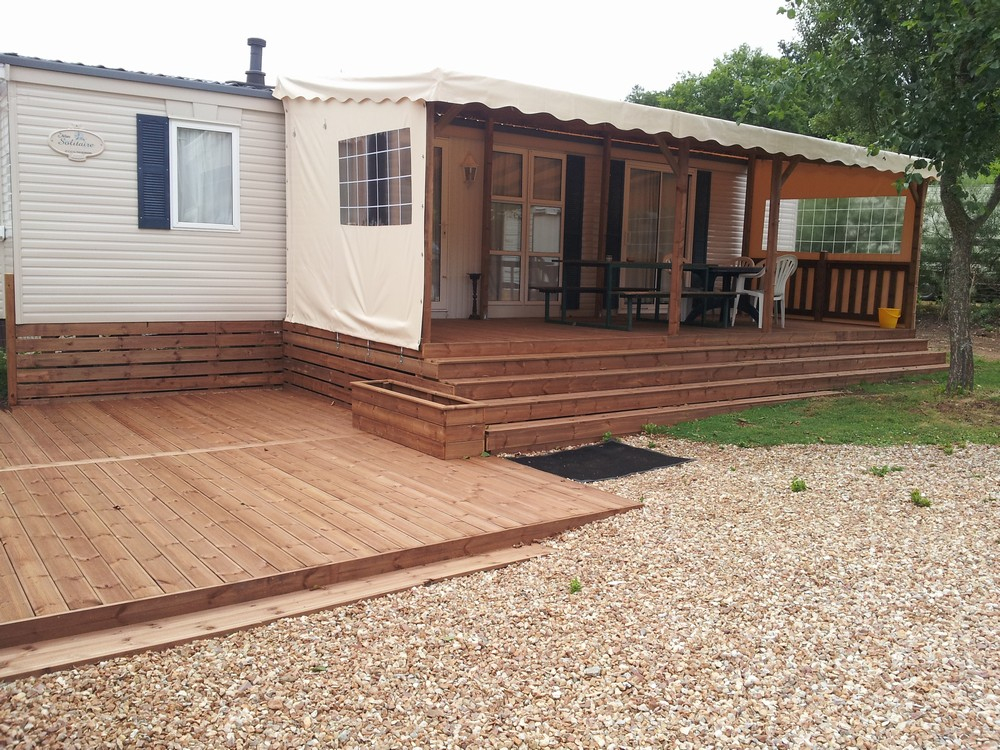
[
  {"left": 310, "top": 317, "right": 945, "bottom": 453},
  {"left": 0, "top": 389, "right": 638, "bottom": 678},
  {"left": 422, "top": 316, "right": 916, "bottom": 354}
]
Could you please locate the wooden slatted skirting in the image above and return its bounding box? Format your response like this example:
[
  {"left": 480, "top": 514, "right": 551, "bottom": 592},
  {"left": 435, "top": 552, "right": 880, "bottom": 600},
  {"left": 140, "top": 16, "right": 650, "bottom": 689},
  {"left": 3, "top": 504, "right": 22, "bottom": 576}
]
[
  {"left": 12, "top": 321, "right": 283, "bottom": 403},
  {"left": 283, "top": 322, "right": 430, "bottom": 405}
]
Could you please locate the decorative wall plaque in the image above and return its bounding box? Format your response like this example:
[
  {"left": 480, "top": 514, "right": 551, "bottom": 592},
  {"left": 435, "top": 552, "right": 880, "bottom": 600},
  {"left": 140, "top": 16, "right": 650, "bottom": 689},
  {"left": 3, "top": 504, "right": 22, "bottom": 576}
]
[{"left": 48, "top": 129, "right": 105, "bottom": 161}]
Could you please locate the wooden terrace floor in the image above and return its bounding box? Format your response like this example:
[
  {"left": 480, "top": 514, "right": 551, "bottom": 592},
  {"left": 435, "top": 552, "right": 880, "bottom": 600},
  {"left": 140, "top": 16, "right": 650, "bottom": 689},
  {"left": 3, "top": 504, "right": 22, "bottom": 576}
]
[
  {"left": 421, "top": 316, "right": 914, "bottom": 355},
  {"left": 0, "top": 389, "right": 638, "bottom": 677}
]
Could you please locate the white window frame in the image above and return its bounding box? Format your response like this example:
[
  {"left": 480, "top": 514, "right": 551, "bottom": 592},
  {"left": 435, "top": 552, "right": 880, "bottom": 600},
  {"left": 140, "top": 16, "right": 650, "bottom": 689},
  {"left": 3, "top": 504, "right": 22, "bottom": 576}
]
[{"left": 169, "top": 120, "right": 240, "bottom": 231}]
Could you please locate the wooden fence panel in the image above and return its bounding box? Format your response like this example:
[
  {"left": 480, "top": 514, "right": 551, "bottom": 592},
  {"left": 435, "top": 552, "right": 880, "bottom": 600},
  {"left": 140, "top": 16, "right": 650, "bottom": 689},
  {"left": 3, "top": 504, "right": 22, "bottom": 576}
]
[
  {"left": 790, "top": 258, "right": 910, "bottom": 323},
  {"left": 282, "top": 322, "right": 426, "bottom": 406},
  {"left": 12, "top": 320, "right": 283, "bottom": 402}
]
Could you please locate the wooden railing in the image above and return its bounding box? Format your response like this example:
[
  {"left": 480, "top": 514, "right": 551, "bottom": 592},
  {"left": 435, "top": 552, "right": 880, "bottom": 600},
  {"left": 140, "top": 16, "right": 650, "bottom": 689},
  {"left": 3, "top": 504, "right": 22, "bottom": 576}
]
[{"left": 784, "top": 254, "right": 912, "bottom": 325}]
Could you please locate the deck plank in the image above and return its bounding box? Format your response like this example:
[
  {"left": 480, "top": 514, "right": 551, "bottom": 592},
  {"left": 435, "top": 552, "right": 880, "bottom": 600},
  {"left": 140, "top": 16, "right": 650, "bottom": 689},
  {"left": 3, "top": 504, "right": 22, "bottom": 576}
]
[
  {"left": 0, "top": 481, "right": 59, "bottom": 619},
  {"left": 0, "top": 389, "right": 638, "bottom": 671},
  {"left": 33, "top": 466, "right": 150, "bottom": 605},
  {"left": 4, "top": 471, "right": 100, "bottom": 613},
  {"left": 109, "top": 459, "right": 246, "bottom": 583},
  {"left": 0, "top": 539, "right": 34, "bottom": 623}
]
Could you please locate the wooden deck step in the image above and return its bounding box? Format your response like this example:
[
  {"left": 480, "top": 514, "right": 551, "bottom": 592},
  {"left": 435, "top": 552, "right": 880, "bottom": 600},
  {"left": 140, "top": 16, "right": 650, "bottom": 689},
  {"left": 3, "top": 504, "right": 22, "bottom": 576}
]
[
  {"left": 477, "top": 363, "right": 948, "bottom": 425},
  {"left": 450, "top": 350, "right": 946, "bottom": 399},
  {"left": 486, "top": 392, "right": 845, "bottom": 453},
  {"left": 484, "top": 360, "right": 949, "bottom": 453},
  {"left": 0, "top": 544, "right": 553, "bottom": 681},
  {"left": 426, "top": 338, "right": 936, "bottom": 380}
]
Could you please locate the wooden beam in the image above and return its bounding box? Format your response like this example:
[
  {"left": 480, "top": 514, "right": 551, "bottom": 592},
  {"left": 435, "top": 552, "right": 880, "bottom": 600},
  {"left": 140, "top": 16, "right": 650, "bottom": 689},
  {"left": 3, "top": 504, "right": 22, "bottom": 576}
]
[
  {"left": 434, "top": 104, "right": 465, "bottom": 131},
  {"left": 4, "top": 273, "right": 16, "bottom": 407},
  {"left": 666, "top": 144, "right": 690, "bottom": 335},
  {"left": 652, "top": 135, "right": 682, "bottom": 177},
  {"left": 478, "top": 118, "right": 495, "bottom": 319},
  {"left": 780, "top": 157, "right": 801, "bottom": 187}
]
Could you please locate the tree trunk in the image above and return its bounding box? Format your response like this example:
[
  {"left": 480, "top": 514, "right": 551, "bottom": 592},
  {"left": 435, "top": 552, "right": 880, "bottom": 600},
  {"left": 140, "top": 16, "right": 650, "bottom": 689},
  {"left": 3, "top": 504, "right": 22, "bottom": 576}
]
[
  {"left": 945, "top": 228, "right": 975, "bottom": 392},
  {"left": 938, "top": 172, "right": 975, "bottom": 393}
]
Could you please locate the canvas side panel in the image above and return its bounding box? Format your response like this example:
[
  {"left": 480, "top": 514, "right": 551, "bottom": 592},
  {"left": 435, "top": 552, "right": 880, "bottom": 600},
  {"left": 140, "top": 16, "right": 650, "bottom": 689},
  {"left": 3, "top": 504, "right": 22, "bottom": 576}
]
[{"left": 284, "top": 97, "right": 427, "bottom": 350}]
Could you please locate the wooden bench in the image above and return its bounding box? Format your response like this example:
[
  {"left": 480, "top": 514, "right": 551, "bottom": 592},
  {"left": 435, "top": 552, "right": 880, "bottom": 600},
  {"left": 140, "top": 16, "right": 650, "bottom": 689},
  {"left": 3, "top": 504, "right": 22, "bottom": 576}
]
[
  {"left": 618, "top": 289, "right": 740, "bottom": 329},
  {"left": 617, "top": 290, "right": 671, "bottom": 330},
  {"left": 534, "top": 284, "right": 735, "bottom": 329},
  {"left": 532, "top": 285, "right": 607, "bottom": 324}
]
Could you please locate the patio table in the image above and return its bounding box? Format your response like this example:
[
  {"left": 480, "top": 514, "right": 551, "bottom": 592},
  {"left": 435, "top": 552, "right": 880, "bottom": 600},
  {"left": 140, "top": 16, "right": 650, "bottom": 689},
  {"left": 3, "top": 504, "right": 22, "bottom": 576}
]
[
  {"left": 539, "top": 258, "right": 670, "bottom": 329},
  {"left": 683, "top": 264, "right": 760, "bottom": 327},
  {"left": 535, "top": 260, "right": 759, "bottom": 330}
]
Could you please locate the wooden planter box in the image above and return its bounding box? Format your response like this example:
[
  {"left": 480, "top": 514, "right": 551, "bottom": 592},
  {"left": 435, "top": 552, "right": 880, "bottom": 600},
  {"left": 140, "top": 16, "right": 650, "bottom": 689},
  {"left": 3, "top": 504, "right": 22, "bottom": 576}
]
[{"left": 351, "top": 380, "right": 485, "bottom": 460}]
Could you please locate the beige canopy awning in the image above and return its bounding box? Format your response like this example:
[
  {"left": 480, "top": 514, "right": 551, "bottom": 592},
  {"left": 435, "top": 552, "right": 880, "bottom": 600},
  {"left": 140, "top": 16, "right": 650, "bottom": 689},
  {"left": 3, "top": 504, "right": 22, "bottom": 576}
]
[
  {"left": 274, "top": 69, "right": 929, "bottom": 347},
  {"left": 274, "top": 68, "right": 923, "bottom": 174}
]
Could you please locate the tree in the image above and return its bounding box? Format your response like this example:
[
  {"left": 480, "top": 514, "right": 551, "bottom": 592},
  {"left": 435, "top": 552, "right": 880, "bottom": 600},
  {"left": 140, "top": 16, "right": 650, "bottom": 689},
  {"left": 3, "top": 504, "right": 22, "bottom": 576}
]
[
  {"left": 782, "top": 0, "right": 1000, "bottom": 392},
  {"left": 922, "top": 174, "right": 1000, "bottom": 305},
  {"left": 627, "top": 45, "right": 821, "bottom": 136}
]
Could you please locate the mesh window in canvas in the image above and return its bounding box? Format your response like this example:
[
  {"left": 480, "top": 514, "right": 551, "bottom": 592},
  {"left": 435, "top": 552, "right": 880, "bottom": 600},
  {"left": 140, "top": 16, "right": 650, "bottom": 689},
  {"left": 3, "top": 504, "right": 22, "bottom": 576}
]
[{"left": 339, "top": 128, "right": 412, "bottom": 226}]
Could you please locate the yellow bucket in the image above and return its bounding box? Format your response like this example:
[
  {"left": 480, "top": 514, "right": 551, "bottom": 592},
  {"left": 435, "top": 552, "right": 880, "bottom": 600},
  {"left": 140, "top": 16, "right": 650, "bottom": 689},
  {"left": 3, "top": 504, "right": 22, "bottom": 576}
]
[{"left": 878, "top": 307, "right": 901, "bottom": 329}]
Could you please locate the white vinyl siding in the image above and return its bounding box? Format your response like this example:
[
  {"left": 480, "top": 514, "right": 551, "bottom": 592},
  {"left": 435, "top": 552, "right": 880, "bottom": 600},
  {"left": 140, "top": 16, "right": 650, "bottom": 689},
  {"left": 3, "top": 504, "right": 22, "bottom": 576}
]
[
  {"left": 706, "top": 168, "right": 748, "bottom": 264},
  {"left": 762, "top": 198, "right": 801, "bottom": 253},
  {"left": 6, "top": 66, "right": 285, "bottom": 324}
]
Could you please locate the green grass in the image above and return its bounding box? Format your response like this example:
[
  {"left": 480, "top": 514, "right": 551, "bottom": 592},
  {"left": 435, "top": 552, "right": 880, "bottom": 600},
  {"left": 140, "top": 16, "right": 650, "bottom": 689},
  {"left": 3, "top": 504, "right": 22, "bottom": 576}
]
[{"left": 644, "top": 358, "right": 1000, "bottom": 447}]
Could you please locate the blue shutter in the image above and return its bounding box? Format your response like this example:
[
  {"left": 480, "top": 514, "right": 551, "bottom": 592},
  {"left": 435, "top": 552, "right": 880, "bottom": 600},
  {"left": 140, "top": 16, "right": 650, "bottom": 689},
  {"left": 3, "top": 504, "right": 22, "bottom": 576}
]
[
  {"left": 563, "top": 155, "right": 586, "bottom": 310},
  {"left": 136, "top": 114, "right": 170, "bottom": 229},
  {"left": 692, "top": 170, "right": 712, "bottom": 264}
]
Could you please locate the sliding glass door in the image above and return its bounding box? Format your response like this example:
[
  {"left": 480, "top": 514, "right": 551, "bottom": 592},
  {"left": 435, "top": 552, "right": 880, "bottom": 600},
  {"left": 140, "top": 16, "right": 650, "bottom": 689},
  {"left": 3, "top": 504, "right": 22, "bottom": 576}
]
[{"left": 623, "top": 165, "right": 686, "bottom": 289}]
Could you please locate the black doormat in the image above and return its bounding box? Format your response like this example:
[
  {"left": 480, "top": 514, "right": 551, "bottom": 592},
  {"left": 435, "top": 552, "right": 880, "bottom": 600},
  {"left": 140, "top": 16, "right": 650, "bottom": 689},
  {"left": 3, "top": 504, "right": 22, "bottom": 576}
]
[{"left": 509, "top": 441, "right": 692, "bottom": 482}]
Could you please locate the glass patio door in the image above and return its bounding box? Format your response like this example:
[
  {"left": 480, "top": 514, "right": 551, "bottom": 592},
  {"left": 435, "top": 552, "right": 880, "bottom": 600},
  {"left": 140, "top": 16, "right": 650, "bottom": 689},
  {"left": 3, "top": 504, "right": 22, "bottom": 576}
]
[
  {"left": 623, "top": 166, "right": 678, "bottom": 289},
  {"left": 489, "top": 150, "right": 564, "bottom": 306}
]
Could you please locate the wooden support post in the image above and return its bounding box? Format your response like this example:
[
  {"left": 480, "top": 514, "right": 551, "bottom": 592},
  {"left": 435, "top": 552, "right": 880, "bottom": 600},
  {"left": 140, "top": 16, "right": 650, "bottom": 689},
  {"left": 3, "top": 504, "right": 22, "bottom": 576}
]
[
  {"left": 814, "top": 252, "right": 829, "bottom": 322},
  {"left": 762, "top": 157, "right": 784, "bottom": 332},
  {"left": 666, "top": 144, "right": 690, "bottom": 335},
  {"left": 4, "top": 273, "right": 16, "bottom": 407},
  {"left": 421, "top": 107, "right": 435, "bottom": 346},
  {"left": 902, "top": 180, "right": 929, "bottom": 329},
  {"left": 478, "top": 118, "right": 495, "bottom": 319}
]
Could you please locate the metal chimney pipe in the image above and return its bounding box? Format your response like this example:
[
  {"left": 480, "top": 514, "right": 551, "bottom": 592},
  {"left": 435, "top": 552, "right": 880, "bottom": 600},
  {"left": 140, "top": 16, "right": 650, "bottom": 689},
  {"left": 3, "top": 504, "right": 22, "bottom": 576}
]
[{"left": 246, "top": 38, "right": 266, "bottom": 86}]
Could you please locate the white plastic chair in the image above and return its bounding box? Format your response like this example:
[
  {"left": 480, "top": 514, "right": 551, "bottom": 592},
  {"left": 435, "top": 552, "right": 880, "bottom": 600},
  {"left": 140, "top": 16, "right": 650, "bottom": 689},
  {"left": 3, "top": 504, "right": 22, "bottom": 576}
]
[
  {"left": 730, "top": 262, "right": 767, "bottom": 326},
  {"left": 735, "top": 254, "right": 798, "bottom": 328}
]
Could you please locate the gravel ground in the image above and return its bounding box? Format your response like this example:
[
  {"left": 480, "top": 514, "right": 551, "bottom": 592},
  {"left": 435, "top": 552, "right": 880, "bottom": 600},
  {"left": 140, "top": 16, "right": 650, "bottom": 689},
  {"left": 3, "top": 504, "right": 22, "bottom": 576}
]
[{"left": 2, "top": 439, "right": 998, "bottom": 749}]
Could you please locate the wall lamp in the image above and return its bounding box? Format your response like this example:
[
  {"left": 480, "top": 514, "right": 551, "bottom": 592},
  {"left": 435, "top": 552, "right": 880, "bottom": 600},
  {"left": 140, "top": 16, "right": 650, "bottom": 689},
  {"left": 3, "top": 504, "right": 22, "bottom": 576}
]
[{"left": 461, "top": 153, "right": 479, "bottom": 185}]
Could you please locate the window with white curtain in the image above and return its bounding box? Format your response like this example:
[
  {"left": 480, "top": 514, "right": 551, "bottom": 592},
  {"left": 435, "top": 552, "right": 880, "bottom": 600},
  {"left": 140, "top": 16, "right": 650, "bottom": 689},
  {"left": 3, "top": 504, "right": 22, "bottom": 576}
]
[{"left": 169, "top": 121, "right": 239, "bottom": 229}]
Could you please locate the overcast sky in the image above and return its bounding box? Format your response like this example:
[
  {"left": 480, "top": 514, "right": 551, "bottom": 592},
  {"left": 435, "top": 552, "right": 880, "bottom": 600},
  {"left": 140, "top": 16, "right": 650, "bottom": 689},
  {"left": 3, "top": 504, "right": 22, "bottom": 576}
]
[{"left": 4, "top": 0, "right": 796, "bottom": 101}]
